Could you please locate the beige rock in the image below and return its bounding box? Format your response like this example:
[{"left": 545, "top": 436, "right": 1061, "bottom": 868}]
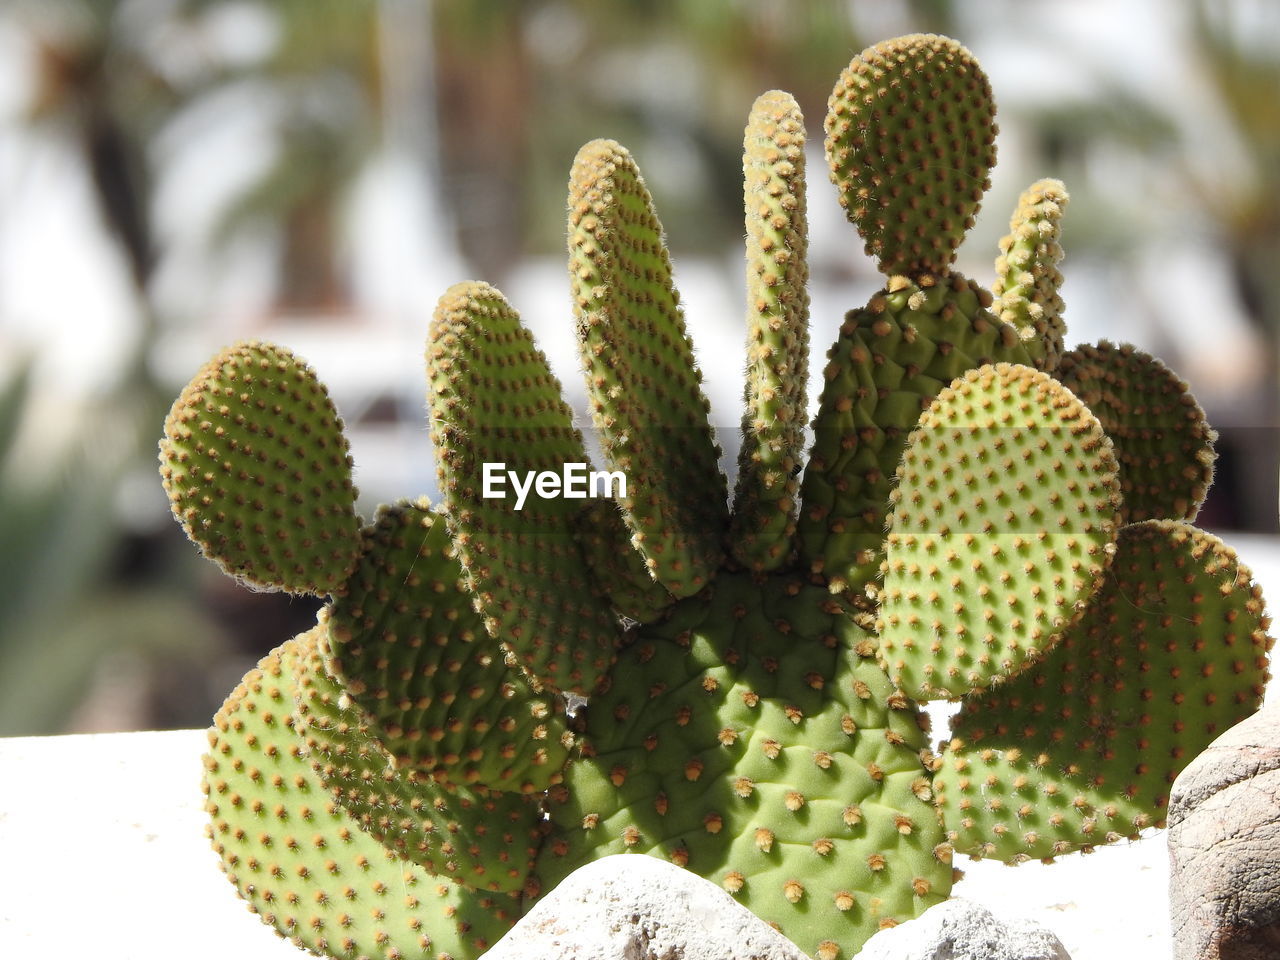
[
  {"left": 855, "top": 898, "right": 1070, "bottom": 960},
  {"left": 1169, "top": 704, "right": 1280, "bottom": 959},
  {"left": 479, "top": 854, "right": 808, "bottom": 960}
]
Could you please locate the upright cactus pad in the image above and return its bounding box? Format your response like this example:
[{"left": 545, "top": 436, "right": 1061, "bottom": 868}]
[
  {"left": 171, "top": 32, "right": 1272, "bottom": 960},
  {"left": 568, "top": 139, "right": 728, "bottom": 598},
  {"left": 731, "top": 90, "right": 810, "bottom": 572},
  {"left": 428, "top": 281, "right": 622, "bottom": 695},
  {"left": 992, "top": 180, "right": 1070, "bottom": 370},
  {"left": 796, "top": 274, "right": 1033, "bottom": 601}
]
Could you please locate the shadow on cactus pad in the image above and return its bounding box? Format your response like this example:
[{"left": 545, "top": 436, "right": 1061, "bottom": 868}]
[{"left": 162, "top": 33, "right": 1273, "bottom": 960}]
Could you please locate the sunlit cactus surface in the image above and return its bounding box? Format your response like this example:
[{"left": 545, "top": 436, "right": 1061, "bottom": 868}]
[{"left": 161, "top": 33, "right": 1273, "bottom": 960}]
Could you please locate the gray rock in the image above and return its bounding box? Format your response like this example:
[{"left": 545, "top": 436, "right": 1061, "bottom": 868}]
[
  {"left": 479, "top": 854, "right": 809, "bottom": 960},
  {"left": 1168, "top": 704, "right": 1280, "bottom": 960},
  {"left": 854, "top": 898, "right": 1070, "bottom": 960}
]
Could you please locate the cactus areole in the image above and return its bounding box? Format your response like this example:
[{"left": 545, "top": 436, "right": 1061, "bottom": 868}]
[{"left": 162, "top": 34, "right": 1272, "bottom": 960}]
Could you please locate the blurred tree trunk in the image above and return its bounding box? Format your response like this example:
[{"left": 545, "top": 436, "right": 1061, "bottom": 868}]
[
  {"left": 432, "top": 10, "right": 532, "bottom": 283},
  {"left": 1192, "top": 0, "right": 1280, "bottom": 532}
]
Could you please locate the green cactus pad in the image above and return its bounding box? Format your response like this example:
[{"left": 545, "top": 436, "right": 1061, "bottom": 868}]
[
  {"left": 202, "top": 633, "right": 516, "bottom": 958},
  {"left": 825, "top": 34, "right": 997, "bottom": 278},
  {"left": 797, "top": 274, "right": 1032, "bottom": 602},
  {"left": 159, "top": 341, "right": 360, "bottom": 596},
  {"left": 291, "top": 631, "right": 544, "bottom": 894},
  {"left": 428, "top": 281, "right": 622, "bottom": 696},
  {"left": 170, "top": 32, "right": 1280, "bottom": 960},
  {"left": 991, "top": 180, "right": 1069, "bottom": 371},
  {"left": 1056, "top": 341, "right": 1216, "bottom": 524},
  {"left": 537, "top": 573, "right": 951, "bottom": 959},
  {"left": 568, "top": 138, "right": 729, "bottom": 597},
  {"left": 877, "top": 363, "right": 1122, "bottom": 700},
  {"left": 934, "top": 520, "right": 1273, "bottom": 862},
  {"left": 322, "top": 499, "right": 573, "bottom": 794},
  {"left": 730, "top": 90, "right": 811, "bottom": 573}
]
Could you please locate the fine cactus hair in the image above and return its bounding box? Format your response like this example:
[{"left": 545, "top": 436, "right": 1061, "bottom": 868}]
[{"left": 164, "top": 33, "right": 1273, "bottom": 960}]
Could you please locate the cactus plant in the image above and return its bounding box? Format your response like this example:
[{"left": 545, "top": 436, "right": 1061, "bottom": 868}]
[{"left": 165, "top": 33, "right": 1273, "bottom": 960}]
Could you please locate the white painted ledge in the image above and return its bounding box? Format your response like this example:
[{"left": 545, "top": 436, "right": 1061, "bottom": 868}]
[
  {"left": 0, "top": 728, "right": 1174, "bottom": 959},
  {"left": 0, "top": 729, "right": 302, "bottom": 960},
  {"left": 954, "top": 830, "right": 1170, "bottom": 958}
]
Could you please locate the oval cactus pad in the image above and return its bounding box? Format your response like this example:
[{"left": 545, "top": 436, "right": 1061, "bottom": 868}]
[
  {"left": 202, "top": 633, "right": 515, "bottom": 957},
  {"left": 935, "top": 521, "right": 1273, "bottom": 862},
  {"left": 1056, "top": 341, "right": 1216, "bottom": 524},
  {"left": 825, "top": 34, "right": 997, "bottom": 278},
  {"left": 159, "top": 341, "right": 360, "bottom": 596},
  {"left": 877, "top": 363, "right": 1122, "bottom": 700}
]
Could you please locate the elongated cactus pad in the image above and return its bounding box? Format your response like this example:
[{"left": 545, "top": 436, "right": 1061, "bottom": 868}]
[
  {"left": 428, "top": 281, "right": 622, "bottom": 695},
  {"left": 176, "top": 31, "right": 1275, "bottom": 960},
  {"left": 203, "top": 633, "right": 515, "bottom": 957},
  {"left": 730, "top": 90, "right": 810, "bottom": 572},
  {"left": 877, "top": 363, "right": 1122, "bottom": 700},
  {"left": 321, "top": 499, "right": 572, "bottom": 794},
  {"left": 159, "top": 341, "right": 360, "bottom": 595},
  {"left": 992, "top": 179, "right": 1070, "bottom": 371},
  {"left": 825, "top": 34, "right": 997, "bottom": 278},
  {"left": 1055, "top": 341, "right": 1216, "bottom": 524},
  {"left": 934, "top": 521, "right": 1272, "bottom": 861},
  {"left": 568, "top": 139, "right": 728, "bottom": 597}
]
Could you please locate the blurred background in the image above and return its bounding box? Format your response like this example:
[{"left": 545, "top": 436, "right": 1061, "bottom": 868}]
[{"left": 0, "top": 0, "right": 1275, "bottom": 736}]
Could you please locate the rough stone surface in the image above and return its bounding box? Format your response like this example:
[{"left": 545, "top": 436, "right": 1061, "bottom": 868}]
[
  {"left": 480, "top": 854, "right": 809, "bottom": 960},
  {"left": 1169, "top": 704, "right": 1280, "bottom": 960},
  {"left": 854, "top": 898, "right": 1070, "bottom": 960}
]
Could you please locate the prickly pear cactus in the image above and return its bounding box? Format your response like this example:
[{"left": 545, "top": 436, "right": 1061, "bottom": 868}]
[{"left": 164, "top": 33, "right": 1273, "bottom": 960}]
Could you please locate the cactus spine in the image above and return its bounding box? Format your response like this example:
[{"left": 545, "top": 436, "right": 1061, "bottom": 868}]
[{"left": 164, "top": 33, "right": 1272, "bottom": 960}]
